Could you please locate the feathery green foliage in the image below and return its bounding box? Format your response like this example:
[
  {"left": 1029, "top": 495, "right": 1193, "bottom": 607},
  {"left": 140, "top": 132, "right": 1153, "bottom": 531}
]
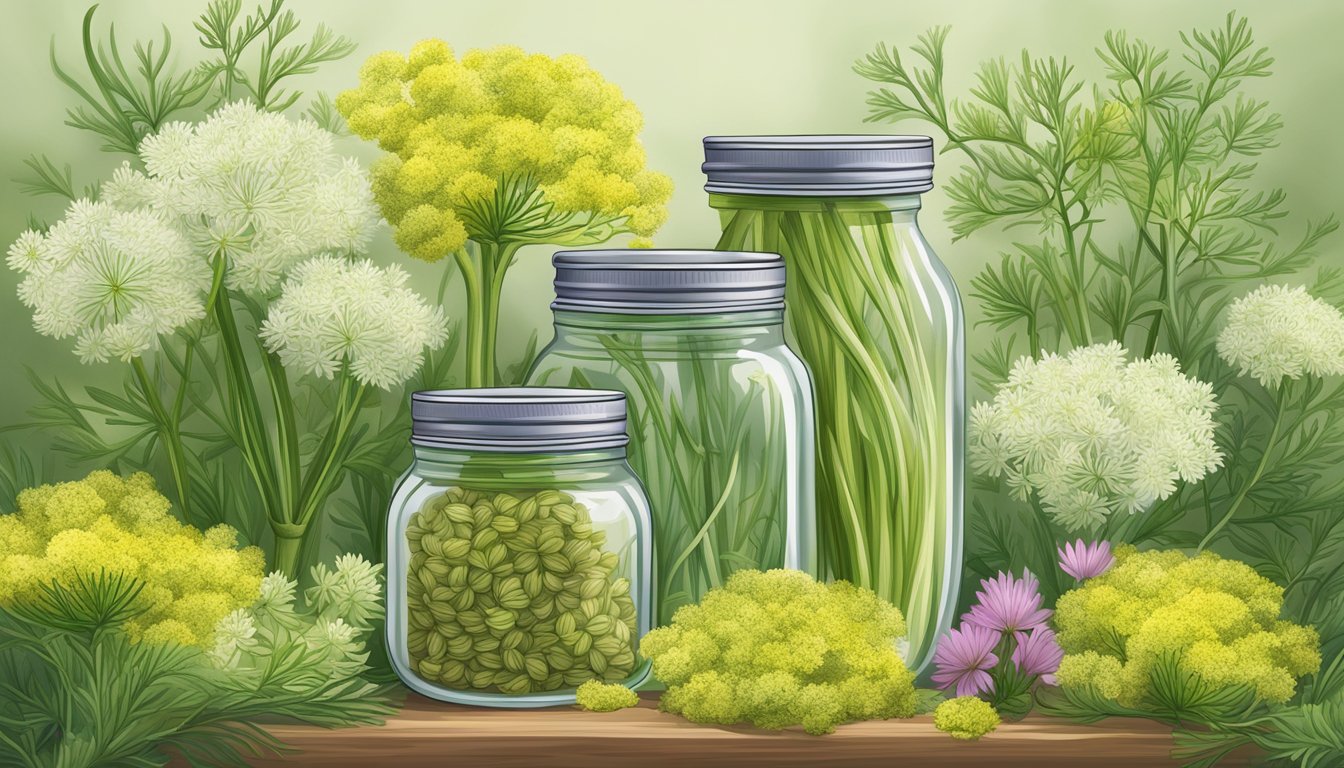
[
  {"left": 0, "top": 563, "right": 393, "bottom": 768},
  {"left": 45, "top": 0, "right": 348, "bottom": 158},
  {"left": 860, "top": 16, "right": 1344, "bottom": 765},
  {"left": 857, "top": 10, "right": 1343, "bottom": 611}
]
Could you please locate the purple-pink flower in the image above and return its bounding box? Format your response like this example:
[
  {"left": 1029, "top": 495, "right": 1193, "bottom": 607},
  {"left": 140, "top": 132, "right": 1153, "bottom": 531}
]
[
  {"left": 932, "top": 624, "right": 1000, "bottom": 697},
  {"left": 1058, "top": 539, "right": 1115, "bottom": 581},
  {"left": 962, "top": 570, "right": 1052, "bottom": 633},
  {"left": 1012, "top": 627, "right": 1064, "bottom": 685}
]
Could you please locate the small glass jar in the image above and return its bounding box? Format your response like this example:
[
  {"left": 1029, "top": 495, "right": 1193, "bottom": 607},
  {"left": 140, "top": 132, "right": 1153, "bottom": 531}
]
[
  {"left": 386, "top": 388, "right": 653, "bottom": 707},
  {"left": 704, "top": 136, "right": 965, "bottom": 674},
  {"left": 527, "top": 250, "right": 815, "bottom": 624}
]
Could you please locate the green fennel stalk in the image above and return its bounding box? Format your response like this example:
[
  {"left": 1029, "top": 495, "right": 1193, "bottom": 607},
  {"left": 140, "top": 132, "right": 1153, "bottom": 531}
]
[
  {"left": 714, "top": 196, "right": 960, "bottom": 672},
  {"left": 204, "top": 262, "right": 374, "bottom": 576}
]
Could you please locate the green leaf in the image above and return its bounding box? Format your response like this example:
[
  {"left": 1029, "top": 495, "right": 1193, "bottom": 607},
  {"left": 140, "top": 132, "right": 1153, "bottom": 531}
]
[
  {"left": 307, "top": 91, "right": 348, "bottom": 135},
  {"left": 970, "top": 255, "right": 1044, "bottom": 332},
  {"left": 10, "top": 570, "right": 147, "bottom": 635},
  {"left": 51, "top": 5, "right": 214, "bottom": 155},
  {"left": 971, "top": 335, "right": 1018, "bottom": 391},
  {"left": 13, "top": 155, "right": 78, "bottom": 199}
]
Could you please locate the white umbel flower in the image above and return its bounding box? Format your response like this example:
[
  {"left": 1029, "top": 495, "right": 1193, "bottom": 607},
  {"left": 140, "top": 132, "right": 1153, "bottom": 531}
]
[
  {"left": 257, "top": 571, "right": 298, "bottom": 612},
  {"left": 260, "top": 255, "right": 448, "bottom": 389},
  {"left": 305, "top": 553, "right": 384, "bottom": 629},
  {"left": 208, "top": 608, "right": 259, "bottom": 669},
  {"left": 103, "top": 101, "right": 379, "bottom": 293},
  {"left": 969, "top": 342, "right": 1222, "bottom": 531},
  {"left": 11, "top": 200, "right": 208, "bottom": 363},
  {"left": 1217, "top": 285, "right": 1344, "bottom": 386},
  {"left": 5, "top": 230, "right": 45, "bottom": 274}
]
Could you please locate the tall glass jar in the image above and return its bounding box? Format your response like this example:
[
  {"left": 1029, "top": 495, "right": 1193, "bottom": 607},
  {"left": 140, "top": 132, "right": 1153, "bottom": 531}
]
[
  {"left": 704, "top": 136, "right": 964, "bottom": 674},
  {"left": 386, "top": 388, "right": 653, "bottom": 707},
  {"left": 527, "top": 250, "right": 815, "bottom": 624}
]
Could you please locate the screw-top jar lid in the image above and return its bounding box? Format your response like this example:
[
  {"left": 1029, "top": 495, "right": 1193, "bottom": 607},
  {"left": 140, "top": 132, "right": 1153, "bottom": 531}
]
[
  {"left": 552, "top": 249, "right": 785, "bottom": 315},
  {"left": 702, "top": 135, "right": 934, "bottom": 197},
  {"left": 411, "top": 388, "right": 629, "bottom": 452}
]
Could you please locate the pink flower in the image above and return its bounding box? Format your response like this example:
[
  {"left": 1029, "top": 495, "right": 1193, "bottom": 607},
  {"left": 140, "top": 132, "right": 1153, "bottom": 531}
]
[
  {"left": 1012, "top": 627, "right": 1064, "bottom": 685},
  {"left": 962, "top": 570, "right": 1052, "bottom": 633},
  {"left": 1058, "top": 539, "right": 1115, "bottom": 581},
  {"left": 932, "top": 624, "right": 1000, "bottom": 697}
]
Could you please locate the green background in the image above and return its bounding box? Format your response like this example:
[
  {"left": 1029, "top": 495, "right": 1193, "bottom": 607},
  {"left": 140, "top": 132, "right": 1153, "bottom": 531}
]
[{"left": 1, "top": 0, "right": 1340, "bottom": 451}]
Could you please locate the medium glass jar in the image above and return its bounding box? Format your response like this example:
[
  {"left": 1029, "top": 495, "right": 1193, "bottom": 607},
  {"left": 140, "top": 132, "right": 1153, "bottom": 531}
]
[
  {"left": 386, "top": 388, "right": 653, "bottom": 707},
  {"left": 704, "top": 136, "right": 965, "bottom": 674},
  {"left": 527, "top": 250, "right": 815, "bottom": 624}
]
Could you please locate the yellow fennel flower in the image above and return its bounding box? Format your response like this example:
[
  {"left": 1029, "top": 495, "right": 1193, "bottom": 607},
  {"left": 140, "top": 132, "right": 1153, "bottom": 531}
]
[
  {"left": 934, "top": 696, "right": 1000, "bottom": 740},
  {"left": 1055, "top": 547, "right": 1319, "bottom": 707},
  {"left": 0, "top": 470, "right": 264, "bottom": 648},
  {"left": 338, "top": 41, "right": 673, "bottom": 388},
  {"left": 337, "top": 41, "right": 672, "bottom": 256}
]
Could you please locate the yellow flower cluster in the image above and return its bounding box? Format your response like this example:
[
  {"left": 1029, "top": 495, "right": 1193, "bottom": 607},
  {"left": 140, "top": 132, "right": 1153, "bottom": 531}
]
[
  {"left": 336, "top": 41, "right": 672, "bottom": 259},
  {"left": 0, "top": 470, "right": 264, "bottom": 647},
  {"left": 1054, "top": 546, "right": 1320, "bottom": 705},
  {"left": 641, "top": 569, "right": 916, "bottom": 735},
  {"left": 575, "top": 679, "right": 640, "bottom": 712},
  {"left": 933, "top": 696, "right": 1000, "bottom": 741}
]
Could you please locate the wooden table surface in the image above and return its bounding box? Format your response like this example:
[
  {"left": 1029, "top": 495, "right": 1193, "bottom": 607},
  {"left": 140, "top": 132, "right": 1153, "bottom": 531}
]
[{"left": 248, "top": 693, "right": 1228, "bottom": 768}]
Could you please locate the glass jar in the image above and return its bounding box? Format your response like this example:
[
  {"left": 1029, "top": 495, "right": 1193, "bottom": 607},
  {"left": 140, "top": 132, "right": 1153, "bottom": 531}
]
[
  {"left": 527, "top": 250, "right": 815, "bottom": 624},
  {"left": 704, "top": 136, "right": 964, "bottom": 674},
  {"left": 386, "top": 388, "right": 653, "bottom": 707}
]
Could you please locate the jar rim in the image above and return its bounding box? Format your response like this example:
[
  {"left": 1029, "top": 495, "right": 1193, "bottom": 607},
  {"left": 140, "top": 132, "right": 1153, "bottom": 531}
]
[
  {"left": 410, "top": 387, "right": 630, "bottom": 452},
  {"left": 552, "top": 248, "right": 785, "bottom": 314},
  {"left": 703, "top": 134, "right": 934, "bottom": 197}
]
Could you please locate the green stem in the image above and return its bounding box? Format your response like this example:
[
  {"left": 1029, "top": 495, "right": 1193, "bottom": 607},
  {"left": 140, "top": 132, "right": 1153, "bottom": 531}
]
[
  {"left": 1054, "top": 190, "right": 1093, "bottom": 345},
  {"left": 687, "top": 340, "right": 726, "bottom": 586},
  {"left": 1198, "top": 383, "right": 1289, "bottom": 551},
  {"left": 1144, "top": 227, "right": 1175, "bottom": 359},
  {"left": 130, "top": 357, "right": 193, "bottom": 522},
  {"left": 665, "top": 451, "right": 738, "bottom": 586},
  {"left": 602, "top": 340, "right": 718, "bottom": 612},
  {"left": 716, "top": 201, "right": 956, "bottom": 672},
  {"left": 1300, "top": 554, "right": 1344, "bottom": 621},
  {"left": 262, "top": 352, "right": 302, "bottom": 521},
  {"left": 272, "top": 523, "right": 305, "bottom": 578},
  {"left": 208, "top": 257, "right": 284, "bottom": 553},
  {"left": 286, "top": 371, "right": 367, "bottom": 571},
  {"left": 481, "top": 241, "right": 523, "bottom": 385},
  {"left": 453, "top": 246, "right": 488, "bottom": 388}
]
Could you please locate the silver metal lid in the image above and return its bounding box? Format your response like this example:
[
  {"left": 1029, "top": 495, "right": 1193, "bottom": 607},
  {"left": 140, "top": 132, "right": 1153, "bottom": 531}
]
[
  {"left": 411, "top": 388, "right": 629, "bottom": 452},
  {"left": 552, "top": 249, "right": 785, "bottom": 315},
  {"left": 702, "top": 135, "right": 934, "bottom": 196}
]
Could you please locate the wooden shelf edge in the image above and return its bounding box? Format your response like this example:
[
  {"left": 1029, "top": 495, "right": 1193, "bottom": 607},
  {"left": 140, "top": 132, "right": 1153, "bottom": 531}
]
[{"left": 238, "top": 693, "right": 1233, "bottom": 768}]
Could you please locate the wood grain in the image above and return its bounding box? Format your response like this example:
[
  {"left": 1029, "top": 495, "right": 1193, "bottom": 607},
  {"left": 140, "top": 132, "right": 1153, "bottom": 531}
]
[{"left": 244, "top": 693, "right": 1232, "bottom": 768}]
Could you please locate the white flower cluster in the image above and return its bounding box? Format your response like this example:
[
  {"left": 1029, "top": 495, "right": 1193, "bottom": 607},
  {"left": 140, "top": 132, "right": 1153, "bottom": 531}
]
[
  {"left": 103, "top": 101, "right": 379, "bottom": 293},
  {"left": 1217, "top": 285, "right": 1344, "bottom": 386},
  {"left": 306, "top": 553, "right": 385, "bottom": 630},
  {"left": 969, "top": 342, "right": 1223, "bottom": 531},
  {"left": 260, "top": 256, "right": 448, "bottom": 389},
  {"left": 208, "top": 608, "right": 260, "bottom": 669},
  {"left": 210, "top": 554, "right": 383, "bottom": 683},
  {"left": 7, "top": 199, "right": 209, "bottom": 362}
]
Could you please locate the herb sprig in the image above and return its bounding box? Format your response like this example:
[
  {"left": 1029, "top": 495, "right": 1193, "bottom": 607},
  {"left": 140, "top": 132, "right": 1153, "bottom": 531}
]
[{"left": 859, "top": 13, "right": 1344, "bottom": 766}]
